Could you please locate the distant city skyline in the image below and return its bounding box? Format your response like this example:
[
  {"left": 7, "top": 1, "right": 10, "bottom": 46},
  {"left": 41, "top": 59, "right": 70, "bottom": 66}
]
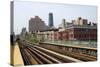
[{"left": 14, "top": 1, "right": 97, "bottom": 34}]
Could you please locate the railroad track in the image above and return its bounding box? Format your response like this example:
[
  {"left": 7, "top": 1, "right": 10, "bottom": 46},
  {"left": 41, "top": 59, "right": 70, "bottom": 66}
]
[
  {"left": 27, "top": 41, "right": 97, "bottom": 61},
  {"left": 18, "top": 40, "right": 83, "bottom": 65},
  {"left": 38, "top": 45, "right": 97, "bottom": 61}
]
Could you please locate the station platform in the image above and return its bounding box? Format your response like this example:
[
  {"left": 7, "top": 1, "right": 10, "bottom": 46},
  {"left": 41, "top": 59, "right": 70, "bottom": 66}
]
[{"left": 10, "top": 43, "right": 24, "bottom": 66}]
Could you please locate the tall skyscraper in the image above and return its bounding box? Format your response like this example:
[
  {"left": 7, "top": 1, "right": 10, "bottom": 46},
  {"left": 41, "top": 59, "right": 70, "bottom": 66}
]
[{"left": 49, "top": 13, "right": 54, "bottom": 27}]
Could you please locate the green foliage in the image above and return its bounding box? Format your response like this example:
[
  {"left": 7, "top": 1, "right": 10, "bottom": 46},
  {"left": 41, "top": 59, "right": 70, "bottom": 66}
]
[{"left": 25, "top": 33, "right": 38, "bottom": 44}]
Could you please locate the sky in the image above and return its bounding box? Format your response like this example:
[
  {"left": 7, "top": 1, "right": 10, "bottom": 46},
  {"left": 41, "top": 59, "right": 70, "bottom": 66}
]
[{"left": 14, "top": 1, "right": 97, "bottom": 35}]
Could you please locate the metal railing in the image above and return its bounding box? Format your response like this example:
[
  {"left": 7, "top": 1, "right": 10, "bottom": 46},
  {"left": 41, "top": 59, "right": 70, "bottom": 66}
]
[{"left": 43, "top": 40, "right": 97, "bottom": 48}]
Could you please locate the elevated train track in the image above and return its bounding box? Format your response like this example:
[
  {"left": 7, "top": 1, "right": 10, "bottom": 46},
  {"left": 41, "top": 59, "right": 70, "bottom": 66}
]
[
  {"left": 18, "top": 40, "right": 97, "bottom": 65},
  {"left": 38, "top": 42, "right": 97, "bottom": 61}
]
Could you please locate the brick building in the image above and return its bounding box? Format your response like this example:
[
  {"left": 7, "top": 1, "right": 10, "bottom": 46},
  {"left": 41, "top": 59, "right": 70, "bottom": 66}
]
[
  {"left": 29, "top": 16, "right": 49, "bottom": 33},
  {"left": 37, "top": 17, "right": 97, "bottom": 41},
  {"left": 59, "top": 25, "right": 97, "bottom": 41}
]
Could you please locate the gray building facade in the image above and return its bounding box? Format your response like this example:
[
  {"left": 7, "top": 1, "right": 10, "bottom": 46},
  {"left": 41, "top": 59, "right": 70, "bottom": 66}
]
[
  {"left": 48, "top": 13, "right": 54, "bottom": 27},
  {"left": 29, "top": 16, "right": 49, "bottom": 33}
]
